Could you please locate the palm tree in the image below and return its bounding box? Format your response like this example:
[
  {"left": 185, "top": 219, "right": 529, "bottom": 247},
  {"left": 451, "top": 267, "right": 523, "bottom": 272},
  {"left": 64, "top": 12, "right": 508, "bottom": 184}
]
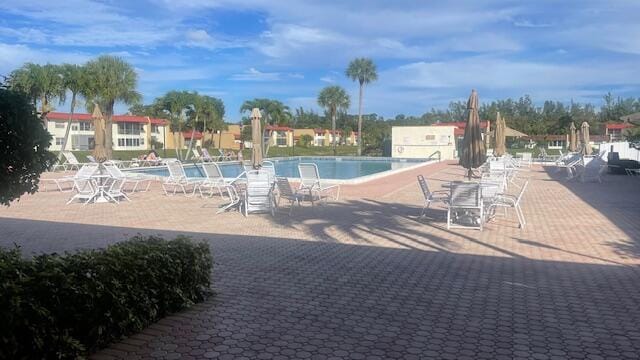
[
  {"left": 58, "top": 63, "right": 86, "bottom": 158},
  {"left": 154, "top": 90, "right": 191, "bottom": 160},
  {"left": 9, "top": 63, "right": 65, "bottom": 120},
  {"left": 84, "top": 55, "right": 140, "bottom": 159},
  {"left": 346, "top": 58, "right": 377, "bottom": 156},
  {"left": 318, "top": 86, "right": 350, "bottom": 155},
  {"left": 240, "top": 98, "right": 291, "bottom": 155}
]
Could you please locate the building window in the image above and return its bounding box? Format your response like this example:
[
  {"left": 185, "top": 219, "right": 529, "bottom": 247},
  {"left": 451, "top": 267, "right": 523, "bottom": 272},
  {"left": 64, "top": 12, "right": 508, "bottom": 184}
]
[
  {"left": 117, "top": 123, "right": 142, "bottom": 135},
  {"left": 276, "top": 132, "right": 287, "bottom": 146},
  {"left": 55, "top": 137, "right": 64, "bottom": 145},
  {"left": 118, "top": 139, "right": 125, "bottom": 147},
  {"left": 55, "top": 123, "right": 65, "bottom": 128},
  {"left": 140, "top": 137, "right": 144, "bottom": 145},
  {"left": 151, "top": 125, "right": 159, "bottom": 133},
  {"left": 71, "top": 125, "right": 78, "bottom": 131},
  {"left": 118, "top": 138, "right": 141, "bottom": 147},
  {"left": 79, "top": 122, "right": 92, "bottom": 131}
]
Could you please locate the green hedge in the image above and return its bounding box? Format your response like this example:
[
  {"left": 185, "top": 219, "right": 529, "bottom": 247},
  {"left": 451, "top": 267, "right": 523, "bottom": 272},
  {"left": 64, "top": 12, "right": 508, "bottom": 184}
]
[{"left": 0, "top": 235, "right": 213, "bottom": 359}]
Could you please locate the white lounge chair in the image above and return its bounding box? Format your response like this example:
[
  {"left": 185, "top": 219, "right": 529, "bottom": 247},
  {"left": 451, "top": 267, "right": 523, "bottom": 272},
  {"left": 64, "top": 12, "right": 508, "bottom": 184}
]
[
  {"left": 47, "top": 163, "right": 99, "bottom": 192},
  {"left": 62, "top": 151, "right": 82, "bottom": 171},
  {"left": 105, "top": 176, "right": 131, "bottom": 203},
  {"left": 103, "top": 162, "right": 153, "bottom": 192},
  {"left": 66, "top": 177, "right": 98, "bottom": 205},
  {"left": 199, "top": 162, "right": 233, "bottom": 198},
  {"left": 447, "top": 182, "right": 483, "bottom": 231},
  {"left": 417, "top": 175, "right": 448, "bottom": 217},
  {"left": 217, "top": 149, "right": 236, "bottom": 161},
  {"left": 488, "top": 180, "right": 529, "bottom": 229},
  {"left": 261, "top": 160, "right": 277, "bottom": 184},
  {"left": 191, "top": 148, "right": 202, "bottom": 161},
  {"left": 242, "top": 170, "right": 275, "bottom": 216},
  {"left": 161, "top": 160, "right": 203, "bottom": 196},
  {"left": 297, "top": 163, "right": 340, "bottom": 205},
  {"left": 275, "top": 177, "right": 304, "bottom": 215}
]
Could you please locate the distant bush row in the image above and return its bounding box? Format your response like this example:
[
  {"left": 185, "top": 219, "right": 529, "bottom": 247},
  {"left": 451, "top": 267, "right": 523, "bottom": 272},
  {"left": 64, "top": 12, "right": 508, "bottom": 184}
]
[{"left": 0, "top": 236, "right": 213, "bottom": 359}]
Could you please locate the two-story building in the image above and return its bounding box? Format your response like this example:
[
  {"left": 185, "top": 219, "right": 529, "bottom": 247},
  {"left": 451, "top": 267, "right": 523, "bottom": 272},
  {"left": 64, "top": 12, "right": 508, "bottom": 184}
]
[{"left": 46, "top": 112, "right": 168, "bottom": 151}]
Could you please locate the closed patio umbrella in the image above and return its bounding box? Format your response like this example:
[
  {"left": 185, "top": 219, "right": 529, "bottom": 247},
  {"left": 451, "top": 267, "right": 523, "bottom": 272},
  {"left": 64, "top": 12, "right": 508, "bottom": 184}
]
[
  {"left": 569, "top": 122, "right": 577, "bottom": 152},
  {"left": 250, "top": 108, "right": 263, "bottom": 169},
  {"left": 581, "top": 121, "right": 592, "bottom": 155},
  {"left": 459, "top": 89, "right": 486, "bottom": 179},
  {"left": 92, "top": 103, "right": 107, "bottom": 162},
  {"left": 494, "top": 112, "right": 506, "bottom": 157}
]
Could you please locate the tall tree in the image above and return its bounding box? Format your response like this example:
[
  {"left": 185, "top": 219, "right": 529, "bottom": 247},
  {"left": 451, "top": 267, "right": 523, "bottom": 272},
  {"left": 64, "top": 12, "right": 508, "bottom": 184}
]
[
  {"left": 346, "top": 58, "right": 377, "bottom": 156},
  {"left": 318, "top": 86, "right": 350, "bottom": 155},
  {"left": 9, "top": 63, "right": 64, "bottom": 121},
  {"left": 154, "top": 90, "right": 191, "bottom": 159},
  {"left": 58, "top": 63, "right": 86, "bottom": 158},
  {"left": 84, "top": 55, "right": 140, "bottom": 159},
  {"left": 240, "top": 98, "right": 291, "bottom": 155}
]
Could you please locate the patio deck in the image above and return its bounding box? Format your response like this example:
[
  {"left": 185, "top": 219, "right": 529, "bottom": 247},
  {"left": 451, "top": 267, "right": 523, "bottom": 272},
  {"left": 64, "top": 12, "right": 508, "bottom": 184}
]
[{"left": 1, "top": 161, "right": 639, "bottom": 359}]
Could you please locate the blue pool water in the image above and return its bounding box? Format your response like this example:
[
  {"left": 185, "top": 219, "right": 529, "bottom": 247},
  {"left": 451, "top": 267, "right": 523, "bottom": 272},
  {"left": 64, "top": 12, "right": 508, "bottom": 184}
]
[{"left": 129, "top": 157, "right": 427, "bottom": 180}]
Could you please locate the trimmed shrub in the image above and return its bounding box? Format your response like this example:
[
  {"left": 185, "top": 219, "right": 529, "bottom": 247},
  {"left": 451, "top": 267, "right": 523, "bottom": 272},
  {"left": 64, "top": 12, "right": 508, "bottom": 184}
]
[{"left": 0, "top": 235, "right": 212, "bottom": 359}]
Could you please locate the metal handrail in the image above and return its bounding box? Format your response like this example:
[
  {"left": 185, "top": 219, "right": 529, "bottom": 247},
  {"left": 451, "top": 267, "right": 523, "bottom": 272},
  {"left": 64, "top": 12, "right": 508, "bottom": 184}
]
[{"left": 428, "top": 150, "right": 442, "bottom": 162}]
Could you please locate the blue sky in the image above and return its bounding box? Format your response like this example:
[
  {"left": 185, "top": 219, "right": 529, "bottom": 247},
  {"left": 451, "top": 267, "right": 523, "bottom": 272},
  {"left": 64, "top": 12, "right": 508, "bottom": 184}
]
[{"left": 1, "top": 0, "right": 639, "bottom": 122}]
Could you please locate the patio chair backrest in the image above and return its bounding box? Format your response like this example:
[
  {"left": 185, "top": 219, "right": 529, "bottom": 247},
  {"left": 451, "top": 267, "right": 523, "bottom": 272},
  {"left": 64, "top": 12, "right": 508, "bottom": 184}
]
[
  {"left": 76, "top": 163, "right": 99, "bottom": 178},
  {"left": 417, "top": 175, "right": 432, "bottom": 200},
  {"left": 202, "top": 162, "right": 224, "bottom": 182},
  {"left": 104, "top": 162, "right": 125, "bottom": 178},
  {"left": 192, "top": 148, "right": 201, "bottom": 159},
  {"left": 74, "top": 177, "right": 96, "bottom": 195},
  {"left": 87, "top": 155, "right": 97, "bottom": 163},
  {"left": 450, "top": 182, "right": 481, "bottom": 207},
  {"left": 245, "top": 170, "right": 273, "bottom": 214},
  {"left": 276, "top": 177, "right": 297, "bottom": 199},
  {"left": 166, "top": 160, "right": 187, "bottom": 180},
  {"left": 262, "top": 160, "right": 276, "bottom": 183},
  {"left": 63, "top": 151, "right": 80, "bottom": 164},
  {"left": 298, "top": 163, "right": 320, "bottom": 188}
]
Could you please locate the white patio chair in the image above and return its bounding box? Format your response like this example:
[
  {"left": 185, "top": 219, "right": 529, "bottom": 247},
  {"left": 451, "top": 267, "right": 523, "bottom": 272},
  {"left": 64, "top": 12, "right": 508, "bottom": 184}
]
[
  {"left": 86, "top": 155, "right": 97, "bottom": 163},
  {"left": 106, "top": 176, "right": 131, "bottom": 203},
  {"left": 66, "top": 177, "right": 98, "bottom": 205},
  {"left": 298, "top": 163, "right": 340, "bottom": 205},
  {"left": 62, "top": 151, "right": 82, "bottom": 171},
  {"left": 580, "top": 162, "right": 608, "bottom": 183},
  {"left": 417, "top": 175, "right": 448, "bottom": 217},
  {"left": 50, "top": 163, "right": 99, "bottom": 192},
  {"left": 275, "top": 177, "right": 304, "bottom": 215},
  {"left": 261, "top": 160, "right": 277, "bottom": 183},
  {"left": 216, "top": 184, "right": 242, "bottom": 214},
  {"left": 191, "top": 148, "right": 202, "bottom": 161},
  {"left": 242, "top": 170, "right": 275, "bottom": 216},
  {"left": 161, "top": 160, "right": 203, "bottom": 196},
  {"left": 104, "top": 162, "right": 153, "bottom": 192},
  {"left": 488, "top": 180, "right": 529, "bottom": 229},
  {"left": 447, "top": 182, "right": 483, "bottom": 231},
  {"left": 217, "top": 149, "right": 236, "bottom": 161},
  {"left": 199, "top": 162, "right": 233, "bottom": 198}
]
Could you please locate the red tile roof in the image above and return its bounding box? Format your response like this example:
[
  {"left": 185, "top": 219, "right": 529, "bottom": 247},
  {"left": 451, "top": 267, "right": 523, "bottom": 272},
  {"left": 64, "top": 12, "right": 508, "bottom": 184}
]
[
  {"left": 265, "top": 125, "right": 292, "bottom": 131},
  {"left": 183, "top": 131, "right": 203, "bottom": 140},
  {"left": 606, "top": 123, "right": 634, "bottom": 130},
  {"left": 46, "top": 112, "right": 168, "bottom": 125}
]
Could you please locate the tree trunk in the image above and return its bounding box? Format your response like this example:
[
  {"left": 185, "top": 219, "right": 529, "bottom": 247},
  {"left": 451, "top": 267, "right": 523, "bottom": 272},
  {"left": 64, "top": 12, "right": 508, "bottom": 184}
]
[
  {"left": 105, "top": 101, "right": 114, "bottom": 159},
  {"left": 58, "top": 92, "right": 77, "bottom": 160},
  {"left": 357, "top": 83, "right": 363, "bottom": 156},
  {"left": 332, "top": 108, "right": 337, "bottom": 156}
]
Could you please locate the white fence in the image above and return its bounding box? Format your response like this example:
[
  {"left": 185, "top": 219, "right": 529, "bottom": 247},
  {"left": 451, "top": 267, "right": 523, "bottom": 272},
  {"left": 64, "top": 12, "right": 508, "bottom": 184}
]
[{"left": 598, "top": 141, "right": 640, "bottom": 161}]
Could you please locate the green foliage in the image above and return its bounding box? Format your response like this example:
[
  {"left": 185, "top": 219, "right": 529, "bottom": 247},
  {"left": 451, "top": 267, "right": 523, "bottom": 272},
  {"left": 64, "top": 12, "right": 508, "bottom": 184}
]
[
  {"left": 240, "top": 98, "right": 291, "bottom": 126},
  {"left": 0, "top": 87, "right": 55, "bottom": 206},
  {"left": 298, "top": 134, "right": 313, "bottom": 147},
  {"left": 0, "top": 235, "right": 212, "bottom": 359}
]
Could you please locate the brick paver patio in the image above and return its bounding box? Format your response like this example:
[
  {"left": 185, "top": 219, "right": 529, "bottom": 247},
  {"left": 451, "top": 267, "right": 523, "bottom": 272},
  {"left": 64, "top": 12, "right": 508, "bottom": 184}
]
[{"left": 1, "top": 161, "right": 639, "bottom": 359}]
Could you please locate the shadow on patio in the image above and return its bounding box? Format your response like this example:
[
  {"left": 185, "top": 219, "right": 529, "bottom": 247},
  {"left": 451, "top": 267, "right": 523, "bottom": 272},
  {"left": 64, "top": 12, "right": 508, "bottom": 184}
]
[{"left": 1, "top": 217, "right": 639, "bottom": 359}]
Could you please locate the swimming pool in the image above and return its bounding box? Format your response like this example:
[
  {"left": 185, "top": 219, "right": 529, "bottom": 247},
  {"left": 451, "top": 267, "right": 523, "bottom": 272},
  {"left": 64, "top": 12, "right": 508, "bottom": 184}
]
[{"left": 128, "top": 156, "right": 433, "bottom": 183}]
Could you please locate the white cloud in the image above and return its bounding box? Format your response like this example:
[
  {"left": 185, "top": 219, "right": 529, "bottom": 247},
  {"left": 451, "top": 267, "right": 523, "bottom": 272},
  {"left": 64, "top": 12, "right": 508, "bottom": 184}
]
[
  {"left": 320, "top": 76, "right": 335, "bottom": 83},
  {"left": 0, "top": 43, "right": 91, "bottom": 75},
  {"left": 230, "top": 67, "right": 281, "bottom": 81}
]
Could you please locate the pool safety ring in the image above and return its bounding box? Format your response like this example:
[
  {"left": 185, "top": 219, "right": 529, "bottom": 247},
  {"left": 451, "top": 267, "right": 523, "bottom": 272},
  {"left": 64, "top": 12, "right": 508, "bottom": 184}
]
[{"left": 397, "top": 146, "right": 404, "bottom": 154}]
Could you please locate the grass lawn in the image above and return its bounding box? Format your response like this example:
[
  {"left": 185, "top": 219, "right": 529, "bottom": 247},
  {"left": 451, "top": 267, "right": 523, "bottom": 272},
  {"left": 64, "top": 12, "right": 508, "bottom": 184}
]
[{"left": 506, "top": 147, "right": 561, "bottom": 157}]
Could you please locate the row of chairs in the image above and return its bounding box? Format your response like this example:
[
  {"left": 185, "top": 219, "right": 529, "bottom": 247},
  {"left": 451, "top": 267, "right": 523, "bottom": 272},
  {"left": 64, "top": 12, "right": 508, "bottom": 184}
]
[{"left": 161, "top": 160, "right": 340, "bottom": 216}]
